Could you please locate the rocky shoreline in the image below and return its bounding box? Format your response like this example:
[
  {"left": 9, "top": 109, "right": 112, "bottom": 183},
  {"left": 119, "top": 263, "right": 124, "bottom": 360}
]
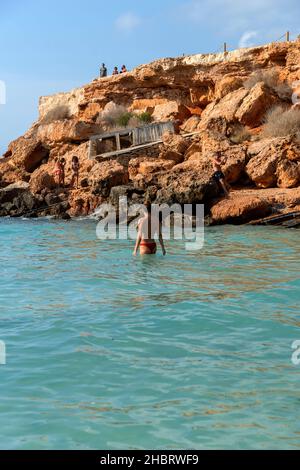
[{"left": 1, "top": 41, "right": 300, "bottom": 224}]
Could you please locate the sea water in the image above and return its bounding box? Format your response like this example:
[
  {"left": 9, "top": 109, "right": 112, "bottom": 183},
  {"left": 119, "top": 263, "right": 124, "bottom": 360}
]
[{"left": 0, "top": 218, "right": 299, "bottom": 450}]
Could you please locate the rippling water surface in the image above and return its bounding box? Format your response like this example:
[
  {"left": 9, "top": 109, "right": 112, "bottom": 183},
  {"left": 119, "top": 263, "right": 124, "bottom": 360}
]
[{"left": 0, "top": 218, "right": 299, "bottom": 450}]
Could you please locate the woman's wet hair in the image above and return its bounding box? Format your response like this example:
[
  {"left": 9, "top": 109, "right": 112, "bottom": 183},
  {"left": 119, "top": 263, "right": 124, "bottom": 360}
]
[{"left": 144, "top": 199, "right": 152, "bottom": 213}]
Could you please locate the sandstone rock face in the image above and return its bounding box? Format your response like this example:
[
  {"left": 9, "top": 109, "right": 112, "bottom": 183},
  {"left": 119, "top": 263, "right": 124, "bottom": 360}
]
[
  {"left": 128, "top": 157, "right": 149, "bottom": 181},
  {"left": 189, "top": 83, "right": 214, "bottom": 107},
  {"left": 109, "top": 185, "right": 144, "bottom": 207},
  {"left": 139, "top": 160, "right": 175, "bottom": 176},
  {"left": 215, "top": 76, "right": 243, "bottom": 99},
  {"left": 0, "top": 182, "right": 39, "bottom": 217},
  {"left": 185, "top": 142, "right": 202, "bottom": 160},
  {"left": 0, "top": 160, "right": 29, "bottom": 187},
  {"left": 29, "top": 167, "right": 56, "bottom": 194},
  {"left": 156, "top": 160, "right": 219, "bottom": 205},
  {"left": 161, "top": 132, "right": 189, "bottom": 154},
  {"left": 276, "top": 160, "right": 300, "bottom": 188},
  {"left": 152, "top": 101, "right": 191, "bottom": 122},
  {"left": 200, "top": 88, "right": 249, "bottom": 131},
  {"left": 210, "top": 194, "right": 271, "bottom": 224},
  {"left": 39, "top": 88, "right": 85, "bottom": 120},
  {"left": 5, "top": 137, "right": 49, "bottom": 173},
  {"left": 0, "top": 182, "right": 29, "bottom": 204},
  {"left": 79, "top": 102, "right": 103, "bottom": 122},
  {"left": 222, "top": 146, "right": 248, "bottom": 184},
  {"left": 89, "top": 161, "right": 129, "bottom": 197},
  {"left": 180, "top": 116, "right": 201, "bottom": 133},
  {"left": 211, "top": 187, "right": 300, "bottom": 224},
  {"left": 235, "top": 82, "right": 278, "bottom": 127},
  {"left": 246, "top": 151, "right": 278, "bottom": 188},
  {"left": 159, "top": 150, "right": 184, "bottom": 164},
  {"left": 37, "top": 120, "right": 103, "bottom": 144},
  {"left": 129, "top": 98, "right": 167, "bottom": 114},
  {"left": 246, "top": 137, "right": 300, "bottom": 188}
]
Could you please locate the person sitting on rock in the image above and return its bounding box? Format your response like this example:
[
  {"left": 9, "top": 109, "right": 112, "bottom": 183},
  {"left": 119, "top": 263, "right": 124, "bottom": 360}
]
[
  {"left": 112, "top": 66, "right": 119, "bottom": 75},
  {"left": 100, "top": 63, "right": 107, "bottom": 78},
  {"left": 120, "top": 65, "right": 127, "bottom": 73},
  {"left": 212, "top": 152, "right": 229, "bottom": 197},
  {"left": 70, "top": 155, "right": 80, "bottom": 189}
]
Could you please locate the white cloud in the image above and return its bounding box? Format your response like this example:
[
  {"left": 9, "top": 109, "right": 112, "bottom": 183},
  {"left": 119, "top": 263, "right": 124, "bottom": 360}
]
[
  {"left": 238, "top": 30, "right": 258, "bottom": 48},
  {"left": 115, "top": 12, "right": 141, "bottom": 33},
  {"left": 177, "top": 0, "right": 299, "bottom": 39}
]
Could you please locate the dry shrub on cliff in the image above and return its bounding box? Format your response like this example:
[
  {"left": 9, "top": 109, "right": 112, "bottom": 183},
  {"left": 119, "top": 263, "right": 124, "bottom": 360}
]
[
  {"left": 262, "top": 105, "right": 300, "bottom": 138},
  {"left": 101, "top": 104, "right": 128, "bottom": 127},
  {"left": 41, "top": 105, "right": 71, "bottom": 124},
  {"left": 229, "top": 124, "right": 251, "bottom": 144},
  {"left": 244, "top": 69, "right": 291, "bottom": 100},
  {"left": 102, "top": 105, "right": 153, "bottom": 129}
]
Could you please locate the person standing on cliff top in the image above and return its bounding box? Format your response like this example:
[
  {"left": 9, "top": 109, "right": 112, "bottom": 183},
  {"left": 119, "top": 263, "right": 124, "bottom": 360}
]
[
  {"left": 212, "top": 152, "right": 229, "bottom": 197},
  {"left": 112, "top": 66, "right": 119, "bottom": 75},
  {"left": 100, "top": 63, "right": 107, "bottom": 78},
  {"left": 120, "top": 65, "right": 127, "bottom": 73}
]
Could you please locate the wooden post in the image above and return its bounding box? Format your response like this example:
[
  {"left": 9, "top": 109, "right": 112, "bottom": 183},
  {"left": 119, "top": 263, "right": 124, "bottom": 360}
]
[
  {"left": 223, "top": 42, "right": 227, "bottom": 54},
  {"left": 116, "top": 133, "right": 121, "bottom": 151},
  {"left": 286, "top": 31, "right": 290, "bottom": 42},
  {"left": 89, "top": 139, "right": 97, "bottom": 159}
]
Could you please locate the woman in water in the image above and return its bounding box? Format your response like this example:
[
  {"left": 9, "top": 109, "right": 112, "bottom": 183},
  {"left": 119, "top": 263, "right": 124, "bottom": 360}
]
[{"left": 133, "top": 201, "right": 166, "bottom": 256}]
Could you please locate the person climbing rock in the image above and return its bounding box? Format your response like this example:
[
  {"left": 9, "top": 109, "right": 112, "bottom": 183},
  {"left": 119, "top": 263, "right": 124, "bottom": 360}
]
[
  {"left": 211, "top": 152, "right": 229, "bottom": 197},
  {"left": 100, "top": 63, "right": 107, "bottom": 78},
  {"left": 120, "top": 65, "right": 128, "bottom": 73}
]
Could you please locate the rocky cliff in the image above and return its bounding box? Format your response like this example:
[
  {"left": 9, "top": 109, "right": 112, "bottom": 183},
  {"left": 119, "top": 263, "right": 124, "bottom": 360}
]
[{"left": 1, "top": 41, "right": 300, "bottom": 222}]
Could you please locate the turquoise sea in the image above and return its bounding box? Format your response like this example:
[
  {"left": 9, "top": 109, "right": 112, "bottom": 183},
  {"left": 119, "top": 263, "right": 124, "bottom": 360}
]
[{"left": 0, "top": 218, "right": 299, "bottom": 450}]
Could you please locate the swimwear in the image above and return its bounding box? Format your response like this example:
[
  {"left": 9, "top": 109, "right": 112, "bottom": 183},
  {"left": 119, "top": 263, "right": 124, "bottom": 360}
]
[
  {"left": 140, "top": 241, "right": 157, "bottom": 254},
  {"left": 213, "top": 171, "right": 225, "bottom": 181}
]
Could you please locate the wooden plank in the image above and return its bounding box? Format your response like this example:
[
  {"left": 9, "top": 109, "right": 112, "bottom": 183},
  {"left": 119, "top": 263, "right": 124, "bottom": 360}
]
[
  {"left": 93, "top": 131, "right": 200, "bottom": 160},
  {"left": 115, "top": 133, "right": 121, "bottom": 151},
  {"left": 248, "top": 211, "right": 300, "bottom": 226}
]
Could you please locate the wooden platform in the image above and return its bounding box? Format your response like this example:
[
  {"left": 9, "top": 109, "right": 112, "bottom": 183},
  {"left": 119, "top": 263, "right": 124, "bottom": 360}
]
[
  {"left": 248, "top": 211, "right": 300, "bottom": 227},
  {"left": 93, "top": 131, "right": 200, "bottom": 161}
]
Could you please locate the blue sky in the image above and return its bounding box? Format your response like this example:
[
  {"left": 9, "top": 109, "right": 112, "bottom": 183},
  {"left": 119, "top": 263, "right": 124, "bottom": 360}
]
[{"left": 0, "top": 0, "right": 299, "bottom": 153}]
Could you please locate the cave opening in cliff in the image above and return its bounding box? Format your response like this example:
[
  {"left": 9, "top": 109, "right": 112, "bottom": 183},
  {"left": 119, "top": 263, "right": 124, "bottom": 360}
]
[{"left": 24, "top": 144, "right": 50, "bottom": 173}]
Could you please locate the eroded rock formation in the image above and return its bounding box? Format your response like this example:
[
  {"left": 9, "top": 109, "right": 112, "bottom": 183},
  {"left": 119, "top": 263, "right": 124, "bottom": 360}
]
[{"left": 1, "top": 40, "right": 300, "bottom": 222}]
